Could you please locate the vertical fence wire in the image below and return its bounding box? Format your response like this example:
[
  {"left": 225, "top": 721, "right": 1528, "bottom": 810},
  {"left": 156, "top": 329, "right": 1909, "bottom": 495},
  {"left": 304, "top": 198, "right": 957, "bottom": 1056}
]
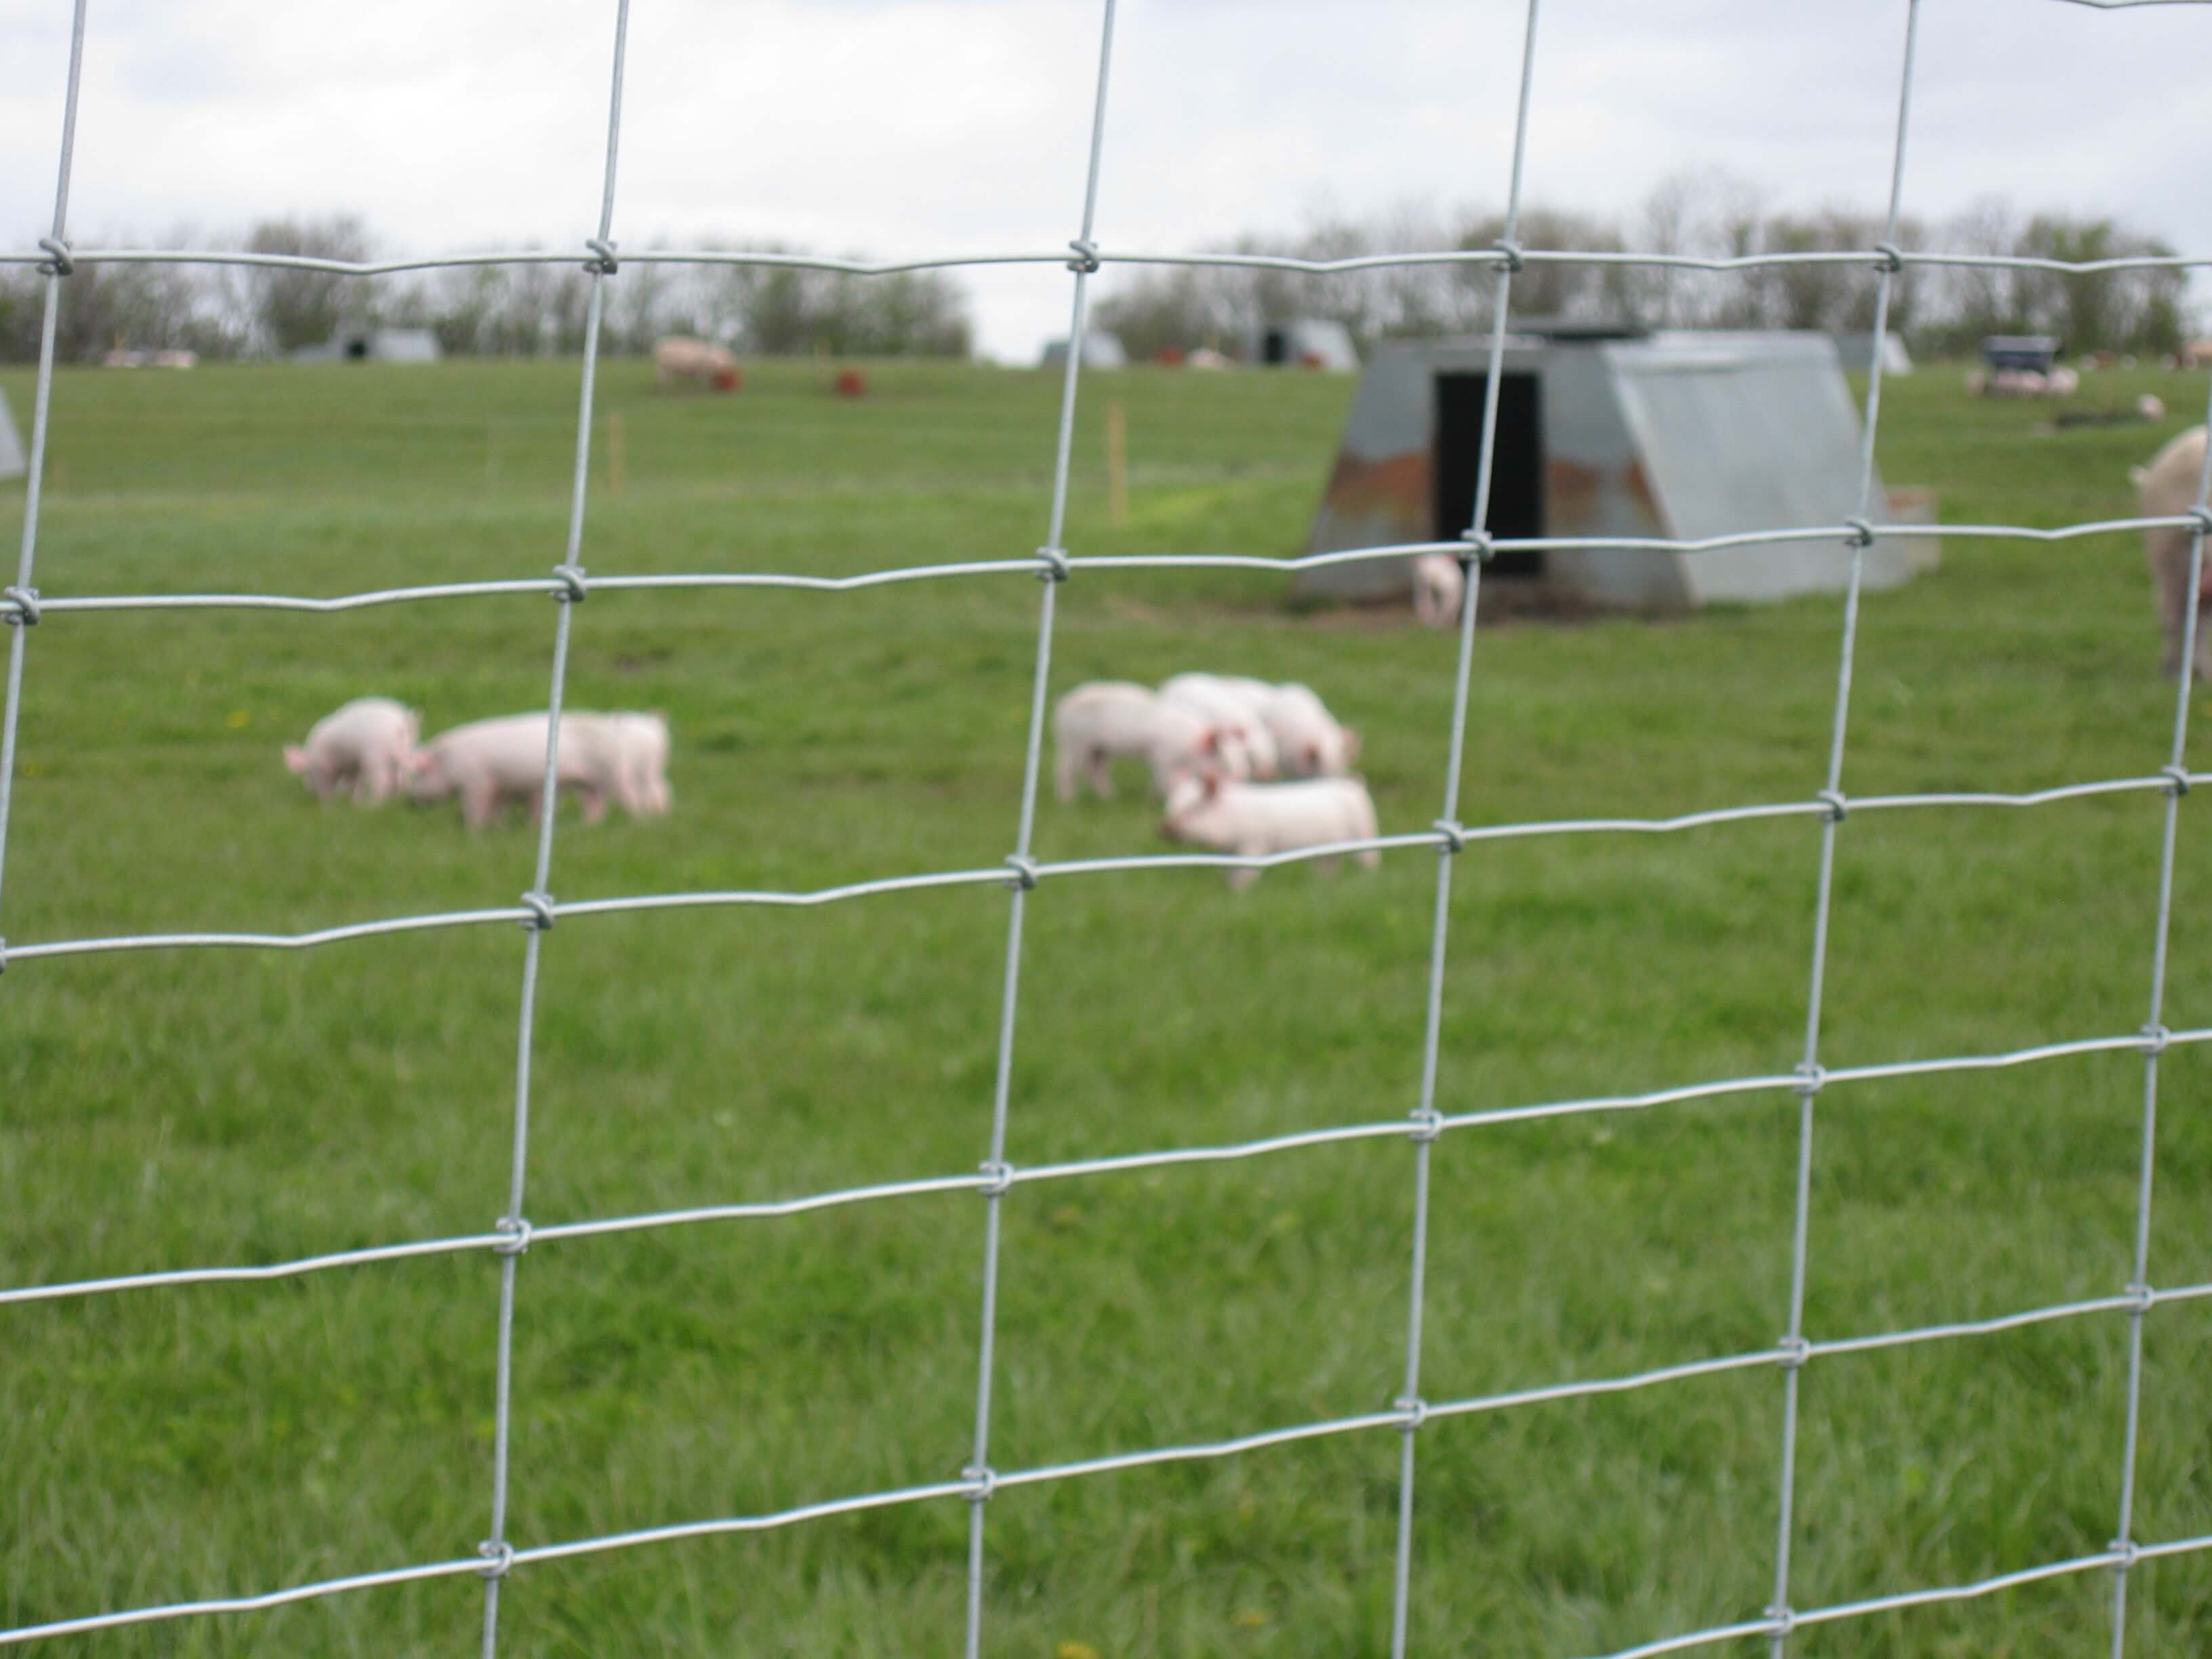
[
  {"left": 960, "top": 4, "right": 1120, "bottom": 1654},
  {"left": 2108, "top": 376, "right": 2212, "bottom": 1658},
  {"left": 1767, "top": 3, "right": 1923, "bottom": 1650},
  {"left": 477, "top": 4, "right": 633, "bottom": 1653},
  {"left": 1385, "top": 3, "right": 1543, "bottom": 1655},
  {"left": 8, "top": 1, "right": 2212, "bottom": 1654},
  {"left": 0, "top": 0, "right": 87, "bottom": 924}
]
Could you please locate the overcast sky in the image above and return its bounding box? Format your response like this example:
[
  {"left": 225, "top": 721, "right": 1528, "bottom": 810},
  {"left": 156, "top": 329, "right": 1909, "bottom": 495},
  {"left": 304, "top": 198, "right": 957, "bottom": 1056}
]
[{"left": 4, "top": 0, "right": 2208, "bottom": 361}]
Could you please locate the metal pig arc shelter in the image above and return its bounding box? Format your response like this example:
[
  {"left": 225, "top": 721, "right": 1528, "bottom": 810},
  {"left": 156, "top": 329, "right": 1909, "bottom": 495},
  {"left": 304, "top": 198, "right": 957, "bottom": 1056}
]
[{"left": 1300, "top": 327, "right": 1936, "bottom": 611}]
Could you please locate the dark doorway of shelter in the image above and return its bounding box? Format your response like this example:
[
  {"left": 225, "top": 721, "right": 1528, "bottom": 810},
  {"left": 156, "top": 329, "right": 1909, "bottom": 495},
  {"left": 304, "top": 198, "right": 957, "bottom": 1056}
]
[
  {"left": 1262, "top": 329, "right": 1290, "bottom": 365},
  {"left": 1433, "top": 373, "right": 1544, "bottom": 577}
]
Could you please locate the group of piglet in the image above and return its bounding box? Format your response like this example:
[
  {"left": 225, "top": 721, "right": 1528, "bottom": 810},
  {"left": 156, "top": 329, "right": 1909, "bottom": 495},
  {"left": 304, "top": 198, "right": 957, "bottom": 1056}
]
[
  {"left": 1054, "top": 673, "right": 1380, "bottom": 890},
  {"left": 283, "top": 697, "right": 672, "bottom": 830}
]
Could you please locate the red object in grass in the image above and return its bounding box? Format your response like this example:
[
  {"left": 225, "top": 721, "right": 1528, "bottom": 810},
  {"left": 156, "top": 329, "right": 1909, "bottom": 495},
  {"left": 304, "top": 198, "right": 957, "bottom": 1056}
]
[
  {"left": 712, "top": 365, "right": 743, "bottom": 392},
  {"left": 834, "top": 369, "right": 867, "bottom": 398},
  {"left": 1155, "top": 344, "right": 1186, "bottom": 366}
]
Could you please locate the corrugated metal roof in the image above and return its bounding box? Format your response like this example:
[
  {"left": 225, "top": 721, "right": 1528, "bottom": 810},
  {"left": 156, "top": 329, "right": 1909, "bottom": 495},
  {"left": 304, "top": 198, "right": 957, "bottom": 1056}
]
[{"left": 1604, "top": 334, "right": 1889, "bottom": 603}]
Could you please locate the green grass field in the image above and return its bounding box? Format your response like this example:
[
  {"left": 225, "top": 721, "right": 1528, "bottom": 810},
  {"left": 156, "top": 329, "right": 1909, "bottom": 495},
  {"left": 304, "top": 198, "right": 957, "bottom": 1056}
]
[{"left": 1, "top": 352, "right": 2209, "bottom": 1657}]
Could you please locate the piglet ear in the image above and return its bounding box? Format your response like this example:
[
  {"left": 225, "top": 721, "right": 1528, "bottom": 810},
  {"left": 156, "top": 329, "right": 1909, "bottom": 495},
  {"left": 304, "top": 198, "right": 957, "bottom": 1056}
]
[
  {"left": 283, "top": 745, "right": 308, "bottom": 774},
  {"left": 1197, "top": 729, "right": 1220, "bottom": 756}
]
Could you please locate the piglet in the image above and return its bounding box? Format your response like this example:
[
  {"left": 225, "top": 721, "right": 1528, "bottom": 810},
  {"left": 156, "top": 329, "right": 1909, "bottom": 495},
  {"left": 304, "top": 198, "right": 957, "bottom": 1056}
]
[
  {"left": 1158, "top": 771, "right": 1381, "bottom": 890},
  {"left": 284, "top": 697, "right": 419, "bottom": 806},
  {"left": 1264, "top": 682, "right": 1361, "bottom": 777},
  {"left": 1054, "top": 681, "right": 1246, "bottom": 800},
  {"left": 1411, "top": 552, "right": 1465, "bottom": 629},
  {"left": 613, "top": 712, "right": 673, "bottom": 817},
  {"left": 407, "top": 712, "right": 631, "bottom": 829},
  {"left": 1160, "top": 672, "right": 1281, "bottom": 779}
]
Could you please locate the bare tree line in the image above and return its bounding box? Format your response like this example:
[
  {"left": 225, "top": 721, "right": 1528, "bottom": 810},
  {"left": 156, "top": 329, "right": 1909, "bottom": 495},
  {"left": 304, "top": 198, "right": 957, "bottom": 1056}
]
[
  {"left": 1094, "top": 171, "right": 2193, "bottom": 363},
  {"left": 0, "top": 215, "right": 972, "bottom": 363},
  {"left": 0, "top": 175, "right": 2192, "bottom": 365}
]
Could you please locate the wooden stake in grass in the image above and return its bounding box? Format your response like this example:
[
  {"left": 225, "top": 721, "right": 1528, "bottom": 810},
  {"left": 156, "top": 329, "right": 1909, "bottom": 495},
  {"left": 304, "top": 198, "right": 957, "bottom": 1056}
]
[{"left": 1106, "top": 398, "right": 1128, "bottom": 529}]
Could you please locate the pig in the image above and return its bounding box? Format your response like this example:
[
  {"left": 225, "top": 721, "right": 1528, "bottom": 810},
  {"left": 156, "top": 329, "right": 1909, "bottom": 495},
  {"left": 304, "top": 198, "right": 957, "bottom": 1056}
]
[
  {"left": 1263, "top": 682, "right": 1361, "bottom": 778},
  {"left": 283, "top": 697, "right": 419, "bottom": 806},
  {"left": 601, "top": 711, "right": 672, "bottom": 817},
  {"left": 2132, "top": 425, "right": 2212, "bottom": 680},
  {"left": 1411, "top": 552, "right": 1465, "bottom": 629},
  {"left": 653, "top": 334, "right": 741, "bottom": 392},
  {"left": 1052, "top": 681, "right": 1237, "bottom": 800},
  {"left": 1158, "top": 771, "right": 1382, "bottom": 891},
  {"left": 1160, "top": 672, "right": 1281, "bottom": 779},
  {"left": 407, "top": 712, "right": 636, "bottom": 829}
]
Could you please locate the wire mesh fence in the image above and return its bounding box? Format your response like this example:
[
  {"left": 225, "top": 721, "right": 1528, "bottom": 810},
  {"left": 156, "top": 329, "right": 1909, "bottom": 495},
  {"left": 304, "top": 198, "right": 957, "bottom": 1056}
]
[{"left": 5, "top": 0, "right": 2212, "bottom": 1654}]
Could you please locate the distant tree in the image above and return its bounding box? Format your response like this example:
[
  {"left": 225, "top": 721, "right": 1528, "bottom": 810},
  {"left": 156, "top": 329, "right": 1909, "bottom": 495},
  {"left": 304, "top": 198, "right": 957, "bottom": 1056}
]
[{"left": 241, "top": 215, "right": 374, "bottom": 354}]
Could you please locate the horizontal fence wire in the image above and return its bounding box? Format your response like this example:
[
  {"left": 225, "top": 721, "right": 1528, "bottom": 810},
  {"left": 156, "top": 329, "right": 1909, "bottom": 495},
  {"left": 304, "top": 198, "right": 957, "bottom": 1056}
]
[
  {"left": 4, "top": 773, "right": 2207, "bottom": 963},
  {"left": 5, "top": 1021, "right": 2211, "bottom": 1303},
  {"left": 2, "top": 514, "right": 2209, "bottom": 624},
  {"left": 7, "top": 0, "right": 2212, "bottom": 1650},
  {"left": 5, "top": 243, "right": 2212, "bottom": 279}
]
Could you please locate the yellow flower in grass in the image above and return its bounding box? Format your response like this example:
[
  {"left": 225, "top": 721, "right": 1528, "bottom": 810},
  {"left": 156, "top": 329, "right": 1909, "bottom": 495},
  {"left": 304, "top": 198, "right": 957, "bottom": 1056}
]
[
  {"left": 1234, "top": 1610, "right": 1270, "bottom": 1629},
  {"left": 1055, "top": 1642, "right": 1101, "bottom": 1659},
  {"left": 226, "top": 709, "right": 249, "bottom": 729}
]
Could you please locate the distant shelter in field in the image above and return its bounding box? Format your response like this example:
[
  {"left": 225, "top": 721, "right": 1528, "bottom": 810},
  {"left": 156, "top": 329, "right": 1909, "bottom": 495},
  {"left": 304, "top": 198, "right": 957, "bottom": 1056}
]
[
  {"left": 1246, "top": 318, "right": 1359, "bottom": 371},
  {"left": 291, "top": 327, "right": 442, "bottom": 365},
  {"left": 1040, "top": 331, "right": 1128, "bottom": 370},
  {"left": 1299, "top": 322, "right": 1938, "bottom": 614},
  {"left": 0, "top": 389, "right": 24, "bottom": 480}
]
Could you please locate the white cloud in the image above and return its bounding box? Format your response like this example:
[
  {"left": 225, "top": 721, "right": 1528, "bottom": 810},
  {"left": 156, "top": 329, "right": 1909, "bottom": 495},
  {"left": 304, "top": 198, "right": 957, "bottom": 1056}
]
[{"left": 5, "top": 0, "right": 2208, "bottom": 361}]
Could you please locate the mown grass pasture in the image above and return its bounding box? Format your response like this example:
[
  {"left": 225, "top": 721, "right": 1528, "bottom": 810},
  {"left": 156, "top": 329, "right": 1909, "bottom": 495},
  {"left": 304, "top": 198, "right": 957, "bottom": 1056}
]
[{"left": 1, "top": 352, "right": 2209, "bottom": 1656}]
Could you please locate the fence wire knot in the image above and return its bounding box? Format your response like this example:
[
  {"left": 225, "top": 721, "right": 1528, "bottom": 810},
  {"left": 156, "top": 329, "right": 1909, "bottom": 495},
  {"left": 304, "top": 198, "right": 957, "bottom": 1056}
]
[
  {"left": 1844, "top": 517, "right": 1877, "bottom": 550},
  {"left": 1816, "top": 789, "right": 1848, "bottom": 823},
  {"left": 1004, "top": 855, "right": 1040, "bottom": 892},
  {"left": 552, "top": 565, "right": 589, "bottom": 605},
  {"left": 1431, "top": 819, "right": 1467, "bottom": 856},
  {"left": 476, "top": 1539, "right": 515, "bottom": 1579},
  {"left": 1407, "top": 1107, "right": 1443, "bottom": 1145},
  {"left": 583, "top": 237, "right": 619, "bottom": 276},
  {"left": 1394, "top": 1395, "right": 1429, "bottom": 1431},
  {"left": 1793, "top": 1061, "right": 1826, "bottom": 1097},
  {"left": 1871, "top": 241, "right": 1904, "bottom": 274},
  {"left": 1777, "top": 1334, "right": 1811, "bottom": 1370},
  {"left": 1032, "top": 545, "right": 1070, "bottom": 583},
  {"left": 1765, "top": 1603, "right": 1798, "bottom": 1637},
  {"left": 962, "top": 1464, "right": 998, "bottom": 1502},
  {"left": 36, "top": 236, "right": 73, "bottom": 276},
  {"left": 1492, "top": 239, "right": 1525, "bottom": 274},
  {"left": 493, "top": 1216, "right": 533, "bottom": 1256},
  {"left": 2139, "top": 1023, "right": 2172, "bottom": 1057},
  {"left": 977, "top": 1160, "right": 1015, "bottom": 1197},
  {"left": 1, "top": 586, "right": 37, "bottom": 627},
  {"left": 2186, "top": 505, "right": 2212, "bottom": 538},
  {"left": 0, "top": 937, "right": 7, "bottom": 976},
  {"left": 1065, "top": 239, "right": 1101, "bottom": 274},
  {"left": 520, "top": 891, "right": 557, "bottom": 932},
  {"left": 1459, "top": 528, "right": 1496, "bottom": 565},
  {"left": 2160, "top": 764, "right": 2190, "bottom": 798},
  {"left": 2108, "top": 1538, "right": 2141, "bottom": 1572},
  {"left": 2125, "top": 1282, "right": 2154, "bottom": 1314}
]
